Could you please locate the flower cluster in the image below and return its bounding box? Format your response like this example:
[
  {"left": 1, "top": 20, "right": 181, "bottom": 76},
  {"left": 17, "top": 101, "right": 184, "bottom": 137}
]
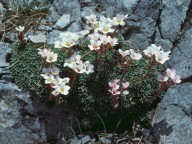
[
  {"left": 54, "top": 32, "right": 80, "bottom": 49},
  {"left": 85, "top": 14, "right": 128, "bottom": 52},
  {"left": 143, "top": 44, "right": 171, "bottom": 64},
  {"left": 108, "top": 79, "right": 129, "bottom": 96},
  {"left": 64, "top": 52, "right": 94, "bottom": 74},
  {"left": 160, "top": 68, "right": 181, "bottom": 84},
  {"left": 41, "top": 67, "right": 70, "bottom": 96},
  {"left": 37, "top": 48, "right": 58, "bottom": 63},
  {"left": 118, "top": 49, "right": 142, "bottom": 60}
]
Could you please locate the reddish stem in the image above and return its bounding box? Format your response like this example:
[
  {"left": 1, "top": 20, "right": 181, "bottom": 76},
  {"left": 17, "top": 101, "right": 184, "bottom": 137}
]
[{"left": 139, "top": 57, "right": 156, "bottom": 84}]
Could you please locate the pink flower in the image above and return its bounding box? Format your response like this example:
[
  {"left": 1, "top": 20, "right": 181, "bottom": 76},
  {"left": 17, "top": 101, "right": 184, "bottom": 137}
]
[
  {"left": 130, "top": 49, "right": 142, "bottom": 60},
  {"left": 172, "top": 75, "right": 181, "bottom": 84},
  {"left": 108, "top": 89, "right": 120, "bottom": 95},
  {"left": 108, "top": 79, "right": 120, "bottom": 95},
  {"left": 122, "top": 82, "right": 129, "bottom": 89},
  {"left": 108, "top": 81, "right": 120, "bottom": 90},
  {"left": 160, "top": 75, "right": 169, "bottom": 82},
  {"left": 165, "top": 68, "right": 176, "bottom": 79}
]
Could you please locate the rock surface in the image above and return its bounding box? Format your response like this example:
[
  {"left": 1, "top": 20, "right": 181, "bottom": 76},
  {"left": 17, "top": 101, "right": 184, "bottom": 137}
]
[
  {"left": 0, "top": 80, "right": 46, "bottom": 144},
  {"left": 151, "top": 83, "right": 192, "bottom": 144},
  {"left": 0, "top": 42, "right": 11, "bottom": 67},
  {"left": 54, "top": 14, "right": 70, "bottom": 30}
]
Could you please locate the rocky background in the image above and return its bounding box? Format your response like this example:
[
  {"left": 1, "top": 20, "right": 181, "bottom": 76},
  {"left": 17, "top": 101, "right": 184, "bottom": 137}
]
[{"left": 0, "top": 0, "right": 192, "bottom": 143}]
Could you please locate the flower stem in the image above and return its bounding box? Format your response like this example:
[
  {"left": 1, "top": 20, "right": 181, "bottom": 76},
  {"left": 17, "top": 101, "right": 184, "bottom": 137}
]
[
  {"left": 81, "top": 50, "right": 92, "bottom": 59},
  {"left": 120, "top": 58, "right": 132, "bottom": 83},
  {"left": 139, "top": 57, "right": 155, "bottom": 84},
  {"left": 69, "top": 71, "right": 78, "bottom": 94}
]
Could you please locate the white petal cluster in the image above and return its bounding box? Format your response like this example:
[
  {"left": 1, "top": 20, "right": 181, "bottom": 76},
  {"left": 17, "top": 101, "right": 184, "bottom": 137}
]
[
  {"left": 37, "top": 48, "right": 58, "bottom": 63},
  {"left": 118, "top": 48, "right": 142, "bottom": 60},
  {"left": 64, "top": 52, "right": 94, "bottom": 74},
  {"left": 41, "top": 67, "right": 71, "bottom": 96},
  {"left": 85, "top": 13, "right": 128, "bottom": 34},
  {"left": 88, "top": 33, "right": 118, "bottom": 51},
  {"left": 54, "top": 32, "right": 80, "bottom": 49},
  {"left": 159, "top": 68, "right": 181, "bottom": 84},
  {"left": 143, "top": 44, "right": 171, "bottom": 64}
]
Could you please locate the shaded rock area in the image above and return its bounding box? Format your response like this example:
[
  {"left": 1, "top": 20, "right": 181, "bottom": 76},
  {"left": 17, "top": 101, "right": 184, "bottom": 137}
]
[
  {"left": 0, "top": 80, "right": 46, "bottom": 144},
  {"left": 0, "top": 42, "right": 11, "bottom": 78},
  {"left": 0, "top": 0, "right": 192, "bottom": 143},
  {"left": 151, "top": 83, "right": 192, "bottom": 144}
]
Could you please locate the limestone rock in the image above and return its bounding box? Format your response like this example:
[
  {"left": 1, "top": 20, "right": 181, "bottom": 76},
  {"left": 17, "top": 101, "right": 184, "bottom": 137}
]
[
  {"left": 160, "top": 0, "right": 191, "bottom": 42},
  {"left": 0, "top": 81, "right": 46, "bottom": 144},
  {"left": 54, "top": 14, "right": 70, "bottom": 30},
  {"left": 0, "top": 42, "right": 11, "bottom": 67},
  {"left": 168, "top": 29, "right": 192, "bottom": 79},
  {"left": 53, "top": 0, "right": 80, "bottom": 22},
  {"left": 152, "top": 83, "right": 192, "bottom": 144}
]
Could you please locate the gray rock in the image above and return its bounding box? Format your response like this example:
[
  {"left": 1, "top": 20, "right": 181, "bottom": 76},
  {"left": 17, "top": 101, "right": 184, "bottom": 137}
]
[
  {"left": 0, "top": 42, "right": 11, "bottom": 67},
  {"left": 67, "top": 20, "right": 82, "bottom": 32},
  {"left": 53, "top": 0, "right": 80, "bottom": 22},
  {"left": 47, "top": 9, "right": 61, "bottom": 23},
  {"left": 47, "top": 30, "right": 61, "bottom": 44},
  {"left": 0, "top": 81, "right": 46, "bottom": 144},
  {"left": 160, "top": 0, "right": 191, "bottom": 42},
  {"left": 38, "top": 25, "right": 53, "bottom": 31},
  {"left": 28, "top": 33, "right": 47, "bottom": 43},
  {"left": 54, "top": 14, "right": 70, "bottom": 30},
  {"left": 168, "top": 29, "right": 192, "bottom": 79},
  {"left": 70, "top": 135, "right": 93, "bottom": 144},
  {"left": 0, "top": 2, "right": 4, "bottom": 14},
  {"left": 154, "top": 28, "right": 173, "bottom": 51},
  {"left": 152, "top": 83, "right": 192, "bottom": 144}
]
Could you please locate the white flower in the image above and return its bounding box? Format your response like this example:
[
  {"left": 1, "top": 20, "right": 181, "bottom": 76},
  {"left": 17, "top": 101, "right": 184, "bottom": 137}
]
[
  {"left": 71, "top": 53, "right": 81, "bottom": 64},
  {"left": 130, "top": 49, "right": 142, "bottom": 60},
  {"left": 15, "top": 26, "right": 25, "bottom": 32},
  {"left": 64, "top": 58, "right": 75, "bottom": 68},
  {"left": 54, "top": 41, "right": 63, "bottom": 49},
  {"left": 62, "top": 38, "right": 75, "bottom": 48},
  {"left": 57, "top": 83, "right": 70, "bottom": 95},
  {"left": 100, "top": 35, "right": 111, "bottom": 45},
  {"left": 77, "top": 30, "right": 90, "bottom": 38},
  {"left": 51, "top": 76, "right": 70, "bottom": 88},
  {"left": 92, "top": 22, "right": 100, "bottom": 32},
  {"left": 118, "top": 49, "right": 130, "bottom": 57},
  {"left": 41, "top": 74, "right": 55, "bottom": 84},
  {"left": 155, "top": 51, "right": 171, "bottom": 64},
  {"left": 113, "top": 14, "right": 128, "bottom": 26},
  {"left": 52, "top": 89, "right": 60, "bottom": 96},
  {"left": 88, "top": 40, "right": 101, "bottom": 51},
  {"left": 46, "top": 52, "right": 58, "bottom": 63},
  {"left": 37, "top": 48, "right": 51, "bottom": 58},
  {"left": 99, "top": 23, "right": 114, "bottom": 34},
  {"left": 100, "top": 16, "right": 113, "bottom": 25},
  {"left": 165, "top": 68, "right": 176, "bottom": 79},
  {"left": 73, "top": 63, "right": 85, "bottom": 73},
  {"left": 143, "top": 44, "right": 161, "bottom": 57},
  {"left": 51, "top": 67, "right": 60, "bottom": 75},
  {"left": 110, "top": 38, "right": 118, "bottom": 47},
  {"left": 88, "top": 33, "right": 100, "bottom": 41},
  {"left": 85, "top": 14, "right": 97, "bottom": 24},
  {"left": 84, "top": 61, "right": 94, "bottom": 74}
]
